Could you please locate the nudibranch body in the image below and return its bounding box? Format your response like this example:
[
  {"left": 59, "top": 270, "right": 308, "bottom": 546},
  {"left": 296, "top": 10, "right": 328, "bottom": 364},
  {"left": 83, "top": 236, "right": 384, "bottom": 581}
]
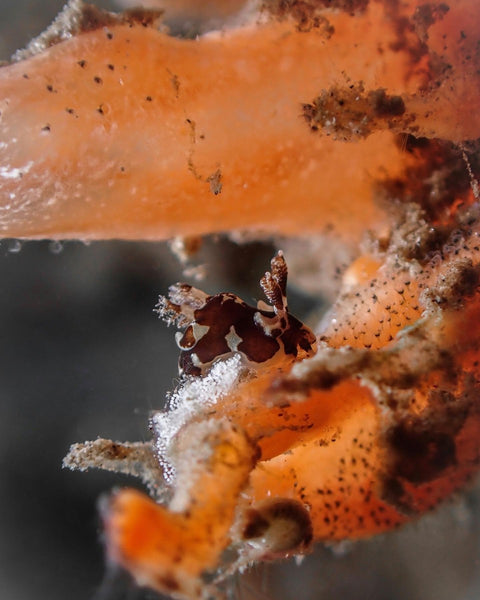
[{"left": 157, "top": 252, "right": 317, "bottom": 376}]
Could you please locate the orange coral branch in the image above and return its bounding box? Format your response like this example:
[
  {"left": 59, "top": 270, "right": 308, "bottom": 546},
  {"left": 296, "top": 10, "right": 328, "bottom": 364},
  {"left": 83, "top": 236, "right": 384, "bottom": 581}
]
[{"left": 0, "top": 0, "right": 479, "bottom": 239}]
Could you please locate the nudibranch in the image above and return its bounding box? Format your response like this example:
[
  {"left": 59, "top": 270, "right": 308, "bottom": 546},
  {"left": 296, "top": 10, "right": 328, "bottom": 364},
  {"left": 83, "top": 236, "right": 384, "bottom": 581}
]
[{"left": 157, "top": 252, "right": 317, "bottom": 376}]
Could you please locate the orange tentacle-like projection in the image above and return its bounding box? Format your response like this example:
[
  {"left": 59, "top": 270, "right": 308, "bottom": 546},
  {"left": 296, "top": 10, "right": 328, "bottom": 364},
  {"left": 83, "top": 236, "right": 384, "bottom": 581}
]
[{"left": 4, "top": 0, "right": 475, "bottom": 598}]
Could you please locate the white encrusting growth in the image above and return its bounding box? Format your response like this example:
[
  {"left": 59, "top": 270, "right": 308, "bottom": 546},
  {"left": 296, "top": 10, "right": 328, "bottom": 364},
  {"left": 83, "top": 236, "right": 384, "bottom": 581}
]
[
  {"left": 150, "top": 354, "right": 249, "bottom": 483},
  {"left": 0, "top": 161, "right": 33, "bottom": 180}
]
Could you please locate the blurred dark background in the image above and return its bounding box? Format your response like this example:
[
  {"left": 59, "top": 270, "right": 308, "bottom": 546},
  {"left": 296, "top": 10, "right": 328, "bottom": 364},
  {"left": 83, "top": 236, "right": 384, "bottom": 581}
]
[{"left": 2, "top": 2, "right": 480, "bottom": 600}]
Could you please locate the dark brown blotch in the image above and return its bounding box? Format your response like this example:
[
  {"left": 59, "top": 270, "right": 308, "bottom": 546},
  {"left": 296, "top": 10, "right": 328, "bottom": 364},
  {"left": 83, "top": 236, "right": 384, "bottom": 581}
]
[
  {"left": 370, "top": 89, "right": 405, "bottom": 118},
  {"left": 156, "top": 573, "right": 180, "bottom": 592},
  {"left": 178, "top": 353, "right": 201, "bottom": 376},
  {"left": 265, "top": 0, "right": 369, "bottom": 22},
  {"left": 280, "top": 315, "right": 316, "bottom": 358},
  {"left": 242, "top": 497, "right": 313, "bottom": 553},
  {"left": 79, "top": 4, "right": 118, "bottom": 32},
  {"left": 121, "top": 8, "right": 164, "bottom": 27},
  {"left": 178, "top": 325, "right": 197, "bottom": 350},
  {"left": 380, "top": 476, "right": 415, "bottom": 514},
  {"left": 242, "top": 510, "right": 270, "bottom": 539},
  {"left": 412, "top": 3, "right": 450, "bottom": 43},
  {"left": 386, "top": 421, "right": 457, "bottom": 484},
  {"left": 102, "top": 442, "right": 131, "bottom": 460}
]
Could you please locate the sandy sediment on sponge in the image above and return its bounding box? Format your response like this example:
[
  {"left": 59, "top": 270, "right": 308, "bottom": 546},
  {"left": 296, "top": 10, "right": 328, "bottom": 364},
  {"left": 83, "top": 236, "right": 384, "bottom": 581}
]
[{"left": 0, "top": 0, "right": 478, "bottom": 240}]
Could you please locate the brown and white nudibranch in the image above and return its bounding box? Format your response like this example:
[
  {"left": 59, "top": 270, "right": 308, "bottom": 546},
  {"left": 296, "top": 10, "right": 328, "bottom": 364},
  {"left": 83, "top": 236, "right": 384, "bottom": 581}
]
[{"left": 157, "top": 252, "right": 317, "bottom": 376}]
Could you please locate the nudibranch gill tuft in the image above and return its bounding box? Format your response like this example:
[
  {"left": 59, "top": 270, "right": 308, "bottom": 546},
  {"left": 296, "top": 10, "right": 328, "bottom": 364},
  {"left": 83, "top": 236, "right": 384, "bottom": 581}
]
[{"left": 156, "top": 252, "right": 317, "bottom": 376}]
